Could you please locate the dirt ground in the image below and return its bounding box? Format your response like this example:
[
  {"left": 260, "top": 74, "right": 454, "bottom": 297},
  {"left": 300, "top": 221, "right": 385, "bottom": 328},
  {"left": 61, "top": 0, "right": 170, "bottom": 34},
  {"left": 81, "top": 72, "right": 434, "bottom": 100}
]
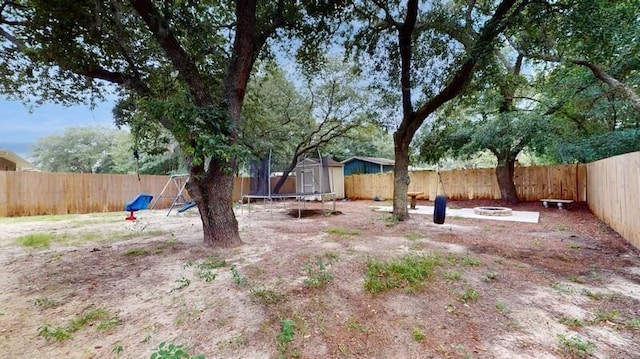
[{"left": 1, "top": 199, "right": 639, "bottom": 359}]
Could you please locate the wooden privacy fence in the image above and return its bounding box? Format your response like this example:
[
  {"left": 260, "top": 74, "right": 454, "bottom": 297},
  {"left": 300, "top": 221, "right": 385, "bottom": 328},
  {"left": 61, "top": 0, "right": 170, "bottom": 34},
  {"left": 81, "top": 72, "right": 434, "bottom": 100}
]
[
  {"left": 0, "top": 172, "right": 295, "bottom": 217},
  {"left": 344, "top": 164, "right": 587, "bottom": 202},
  {"left": 0, "top": 153, "right": 638, "bottom": 250},
  {"left": 586, "top": 152, "right": 640, "bottom": 249},
  {"left": 0, "top": 172, "right": 175, "bottom": 217}
]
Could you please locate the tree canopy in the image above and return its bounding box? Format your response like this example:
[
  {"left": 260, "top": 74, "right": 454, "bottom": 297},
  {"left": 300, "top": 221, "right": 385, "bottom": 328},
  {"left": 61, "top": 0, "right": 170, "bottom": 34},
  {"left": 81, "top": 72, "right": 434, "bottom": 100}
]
[
  {"left": 31, "top": 126, "right": 122, "bottom": 173},
  {"left": 30, "top": 125, "right": 183, "bottom": 175},
  {"left": 1, "top": 0, "right": 343, "bottom": 247}
]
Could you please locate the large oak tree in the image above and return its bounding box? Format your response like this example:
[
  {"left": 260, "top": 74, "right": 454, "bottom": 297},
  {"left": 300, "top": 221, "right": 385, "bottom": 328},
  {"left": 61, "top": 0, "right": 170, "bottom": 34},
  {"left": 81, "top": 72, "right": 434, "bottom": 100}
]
[
  {"left": 345, "top": 0, "right": 525, "bottom": 219},
  {"left": 0, "top": 0, "right": 340, "bottom": 247}
]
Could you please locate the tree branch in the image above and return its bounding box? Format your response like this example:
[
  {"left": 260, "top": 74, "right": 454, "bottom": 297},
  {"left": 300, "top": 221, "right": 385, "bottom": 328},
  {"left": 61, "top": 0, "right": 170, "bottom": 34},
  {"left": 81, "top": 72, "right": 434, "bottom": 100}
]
[
  {"left": 130, "top": 0, "right": 210, "bottom": 106},
  {"left": 404, "top": 0, "right": 519, "bottom": 137},
  {"left": 572, "top": 60, "right": 640, "bottom": 112},
  {"left": 398, "top": 0, "right": 419, "bottom": 118}
]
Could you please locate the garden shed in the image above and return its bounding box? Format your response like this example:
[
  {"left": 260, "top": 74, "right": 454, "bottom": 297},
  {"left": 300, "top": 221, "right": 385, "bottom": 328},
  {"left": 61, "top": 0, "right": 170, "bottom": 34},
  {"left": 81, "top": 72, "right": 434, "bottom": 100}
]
[
  {"left": 341, "top": 156, "right": 395, "bottom": 176},
  {"left": 0, "top": 150, "right": 33, "bottom": 171},
  {"left": 294, "top": 157, "right": 344, "bottom": 199}
]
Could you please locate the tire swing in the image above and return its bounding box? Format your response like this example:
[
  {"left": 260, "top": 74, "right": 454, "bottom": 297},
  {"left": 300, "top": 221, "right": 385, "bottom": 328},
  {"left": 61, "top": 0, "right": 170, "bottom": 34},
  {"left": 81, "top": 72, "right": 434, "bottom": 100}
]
[{"left": 433, "top": 170, "right": 447, "bottom": 225}]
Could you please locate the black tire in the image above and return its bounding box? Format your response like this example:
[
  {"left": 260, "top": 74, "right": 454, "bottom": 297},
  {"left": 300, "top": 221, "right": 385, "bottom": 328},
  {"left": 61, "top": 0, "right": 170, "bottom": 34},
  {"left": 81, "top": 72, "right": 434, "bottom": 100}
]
[{"left": 433, "top": 195, "right": 446, "bottom": 224}]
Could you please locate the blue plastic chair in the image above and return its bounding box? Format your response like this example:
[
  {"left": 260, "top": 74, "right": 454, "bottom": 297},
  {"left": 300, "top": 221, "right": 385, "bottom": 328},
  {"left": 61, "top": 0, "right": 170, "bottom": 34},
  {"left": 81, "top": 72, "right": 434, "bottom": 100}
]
[{"left": 124, "top": 194, "right": 154, "bottom": 221}]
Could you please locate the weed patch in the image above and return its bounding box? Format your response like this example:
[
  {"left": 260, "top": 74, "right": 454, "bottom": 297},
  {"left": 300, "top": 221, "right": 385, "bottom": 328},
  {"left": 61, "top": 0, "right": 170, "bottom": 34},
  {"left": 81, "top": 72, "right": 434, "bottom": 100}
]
[
  {"left": 187, "top": 254, "right": 226, "bottom": 282},
  {"left": 172, "top": 277, "right": 191, "bottom": 291},
  {"left": 154, "top": 238, "right": 178, "bottom": 254},
  {"left": 459, "top": 287, "right": 479, "bottom": 303},
  {"left": 326, "top": 227, "right": 362, "bottom": 236},
  {"left": 580, "top": 289, "right": 603, "bottom": 300},
  {"left": 557, "top": 334, "right": 596, "bottom": 357},
  {"left": 250, "top": 289, "right": 286, "bottom": 305},
  {"left": 276, "top": 319, "right": 296, "bottom": 357},
  {"left": 122, "top": 248, "right": 149, "bottom": 257},
  {"left": 32, "top": 296, "right": 58, "bottom": 309},
  {"left": 625, "top": 318, "right": 640, "bottom": 329},
  {"left": 404, "top": 232, "right": 423, "bottom": 241},
  {"left": 16, "top": 233, "right": 56, "bottom": 248},
  {"left": 559, "top": 316, "right": 585, "bottom": 328},
  {"left": 230, "top": 266, "right": 286, "bottom": 306},
  {"left": 302, "top": 254, "right": 337, "bottom": 289},
  {"left": 591, "top": 309, "right": 618, "bottom": 324},
  {"left": 442, "top": 271, "right": 462, "bottom": 281},
  {"left": 495, "top": 301, "right": 508, "bottom": 314},
  {"left": 150, "top": 342, "right": 204, "bottom": 359},
  {"left": 345, "top": 317, "right": 369, "bottom": 333},
  {"left": 38, "top": 306, "right": 117, "bottom": 342},
  {"left": 461, "top": 256, "right": 481, "bottom": 267},
  {"left": 364, "top": 254, "right": 440, "bottom": 294},
  {"left": 411, "top": 327, "right": 426, "bottom": 342}
]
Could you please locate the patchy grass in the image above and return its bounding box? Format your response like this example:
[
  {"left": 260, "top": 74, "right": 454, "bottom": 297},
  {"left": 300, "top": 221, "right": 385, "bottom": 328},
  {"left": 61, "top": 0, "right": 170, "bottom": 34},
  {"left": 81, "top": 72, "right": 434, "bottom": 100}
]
[
  {"left": 559, "top": 316, "right": 585, "bottom": 329},
  {"left": 411, "top": 327, "right": 426, "bottom": 342},
  {"left": 404, "top": 232, "right": 423, "bottom": 241},
  {"left": 346, "top": 317, "right": 369, "bottom": 333},
  {"left": 591, "top": 309, "right": 618, "bottom": 324},
  {"left": 183, "top": 254, "right": 226, "bottom": 282},
  {"left": 364, "top": 254, "right": 441, "bottom": 294},
  {"left": 442, "top": 271, "right": 462, "bottom": 281},
  {"left": 122, "top": 248, "right": 149, "bottom": 257},
  {"left": 495, "top": 301, "right": 508, "bottom": 314},
  {"left": 461, "top": 256, "right": 481, "bottom": 267},
  {"left": 276, "top": 319, "right": 296, "bottom": 358},
  {"left": 302, "top": 253, "right": 337, "bottom": 289},
  {"left": 326, "top": 227, "right": 362, "bottom": 236},
  {"left": 38, "top": 306, "right": 116, "bottom": 342},
  {"left": 16, "top": 233, "right": 56, "bottom": 248},
  {"left": 32, "top": 297, "right": 59, "bottom": 310},
  {"left": 0, "top": 214, "right": 81, "bottom": 224},
  {"left": 250, "top": 289, "right": 286, "bottom": 306},
  {"left": 459, "top": 287, "right": 479, "bottom": 303}
]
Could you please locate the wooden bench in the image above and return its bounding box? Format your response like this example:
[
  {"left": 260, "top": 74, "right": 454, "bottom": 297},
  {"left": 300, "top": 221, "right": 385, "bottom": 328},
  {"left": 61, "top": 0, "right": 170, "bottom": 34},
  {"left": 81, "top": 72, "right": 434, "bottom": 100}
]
[
  {"left": 407, "top": 192, "right": 424, "bottom": 209},
  {"left": 540, "top": 199, "right": 574, "bottom": 209}
]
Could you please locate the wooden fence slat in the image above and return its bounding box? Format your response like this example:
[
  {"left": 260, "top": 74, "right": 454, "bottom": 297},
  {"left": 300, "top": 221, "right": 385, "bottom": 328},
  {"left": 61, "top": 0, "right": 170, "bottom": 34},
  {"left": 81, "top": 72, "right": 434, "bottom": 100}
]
[
  {"left": 587, "top": 152, "right": 640, "bottom": 248},
  {"left": 344, "top": 165, "right": 587, "bottom": 202}
]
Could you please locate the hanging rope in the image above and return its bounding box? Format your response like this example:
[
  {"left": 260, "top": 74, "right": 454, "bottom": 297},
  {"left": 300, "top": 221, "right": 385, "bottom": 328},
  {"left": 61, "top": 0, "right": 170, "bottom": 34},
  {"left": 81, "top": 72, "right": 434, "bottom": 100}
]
[{"left": 133, "top": 148, "right": 141, "bottom": 181}]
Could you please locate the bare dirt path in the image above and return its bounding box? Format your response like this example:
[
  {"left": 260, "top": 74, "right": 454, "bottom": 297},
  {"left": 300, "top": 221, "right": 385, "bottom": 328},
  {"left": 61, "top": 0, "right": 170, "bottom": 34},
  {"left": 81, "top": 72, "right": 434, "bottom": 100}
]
[{"left": 0, "top": 200, "right": 638, "bottom": 359}]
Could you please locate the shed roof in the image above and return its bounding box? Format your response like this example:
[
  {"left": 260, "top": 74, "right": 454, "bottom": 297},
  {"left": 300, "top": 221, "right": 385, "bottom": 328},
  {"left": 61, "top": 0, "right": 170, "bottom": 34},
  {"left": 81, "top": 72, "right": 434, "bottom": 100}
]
[
  {"left": 296, "top": 157, "right": 343, "bottom": 168},
  {"left": 0, "top": 150, "right": 34, "bottom": 169},
  {"left": 341, "top": 156, "right": 395, "bottom": 166}
]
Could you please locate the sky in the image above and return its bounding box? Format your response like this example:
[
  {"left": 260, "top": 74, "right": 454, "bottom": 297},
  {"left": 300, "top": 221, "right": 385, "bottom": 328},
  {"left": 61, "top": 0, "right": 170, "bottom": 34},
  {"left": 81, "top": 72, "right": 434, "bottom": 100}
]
[{"left": 0, "top": 97, "right": 118, "bottom": 159}]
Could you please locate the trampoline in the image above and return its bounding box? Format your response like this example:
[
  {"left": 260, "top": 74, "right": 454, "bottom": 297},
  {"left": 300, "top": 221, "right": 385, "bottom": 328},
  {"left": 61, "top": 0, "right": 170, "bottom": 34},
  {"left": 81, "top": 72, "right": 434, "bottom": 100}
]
[{"left": 241, "top": 150, "right": 337, "bottom": 218}]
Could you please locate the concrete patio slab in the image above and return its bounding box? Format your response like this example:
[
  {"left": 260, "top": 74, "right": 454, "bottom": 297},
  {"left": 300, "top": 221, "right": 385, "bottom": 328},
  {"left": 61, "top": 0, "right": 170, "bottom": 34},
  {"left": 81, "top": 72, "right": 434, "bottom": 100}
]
[{"left": 373, "top": 205, "right": 539, "bottom": 223}]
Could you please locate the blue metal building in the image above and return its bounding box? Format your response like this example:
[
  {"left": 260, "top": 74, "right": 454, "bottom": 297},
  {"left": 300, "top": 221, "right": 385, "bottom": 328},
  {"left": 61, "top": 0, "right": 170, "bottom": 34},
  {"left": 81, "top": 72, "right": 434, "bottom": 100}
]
[{"left": 341, "top": 156, "right": 395, "bottom": 176}]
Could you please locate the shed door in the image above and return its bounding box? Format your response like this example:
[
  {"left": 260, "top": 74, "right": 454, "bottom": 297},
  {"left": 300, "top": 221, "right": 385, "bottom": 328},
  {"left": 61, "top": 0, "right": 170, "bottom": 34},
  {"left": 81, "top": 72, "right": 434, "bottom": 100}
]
[{"left": 301, "top": 169, "right": 315, "bottom": 193}]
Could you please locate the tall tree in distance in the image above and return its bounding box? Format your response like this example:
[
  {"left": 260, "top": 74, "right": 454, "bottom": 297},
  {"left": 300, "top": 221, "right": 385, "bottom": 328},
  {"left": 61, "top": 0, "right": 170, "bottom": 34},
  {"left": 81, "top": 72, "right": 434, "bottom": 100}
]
[
  {"left": 31, "top": 126, "right": 121, "bottom": 173},
  {"left": 240, "top": 60, "right": 371, "bottom": 194},
  {"left": 0, "top": 0, "right": 342, "bottom": 247}
]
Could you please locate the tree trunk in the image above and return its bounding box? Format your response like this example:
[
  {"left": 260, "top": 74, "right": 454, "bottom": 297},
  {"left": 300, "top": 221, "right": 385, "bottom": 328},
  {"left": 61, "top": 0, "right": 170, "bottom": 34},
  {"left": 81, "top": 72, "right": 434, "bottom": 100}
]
[
  {"left": 495, "top": 157, "right": 519, "bottom": 203},
  {"left": 187, "top": 163, "right": 241, "bottom": 247},
  {"left": 272, "top": 157, "right": 298, "bottom": 195},
  {"left": 392, "top": 133, "right": 411, "bottom": 220}
]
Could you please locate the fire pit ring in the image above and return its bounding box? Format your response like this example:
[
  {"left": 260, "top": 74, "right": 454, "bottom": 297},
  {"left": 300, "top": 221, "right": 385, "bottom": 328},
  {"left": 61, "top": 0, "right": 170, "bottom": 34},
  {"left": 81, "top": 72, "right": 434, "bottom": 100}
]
[{"left": 473, "top": 206, "right": 512, "bottom": 216}]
